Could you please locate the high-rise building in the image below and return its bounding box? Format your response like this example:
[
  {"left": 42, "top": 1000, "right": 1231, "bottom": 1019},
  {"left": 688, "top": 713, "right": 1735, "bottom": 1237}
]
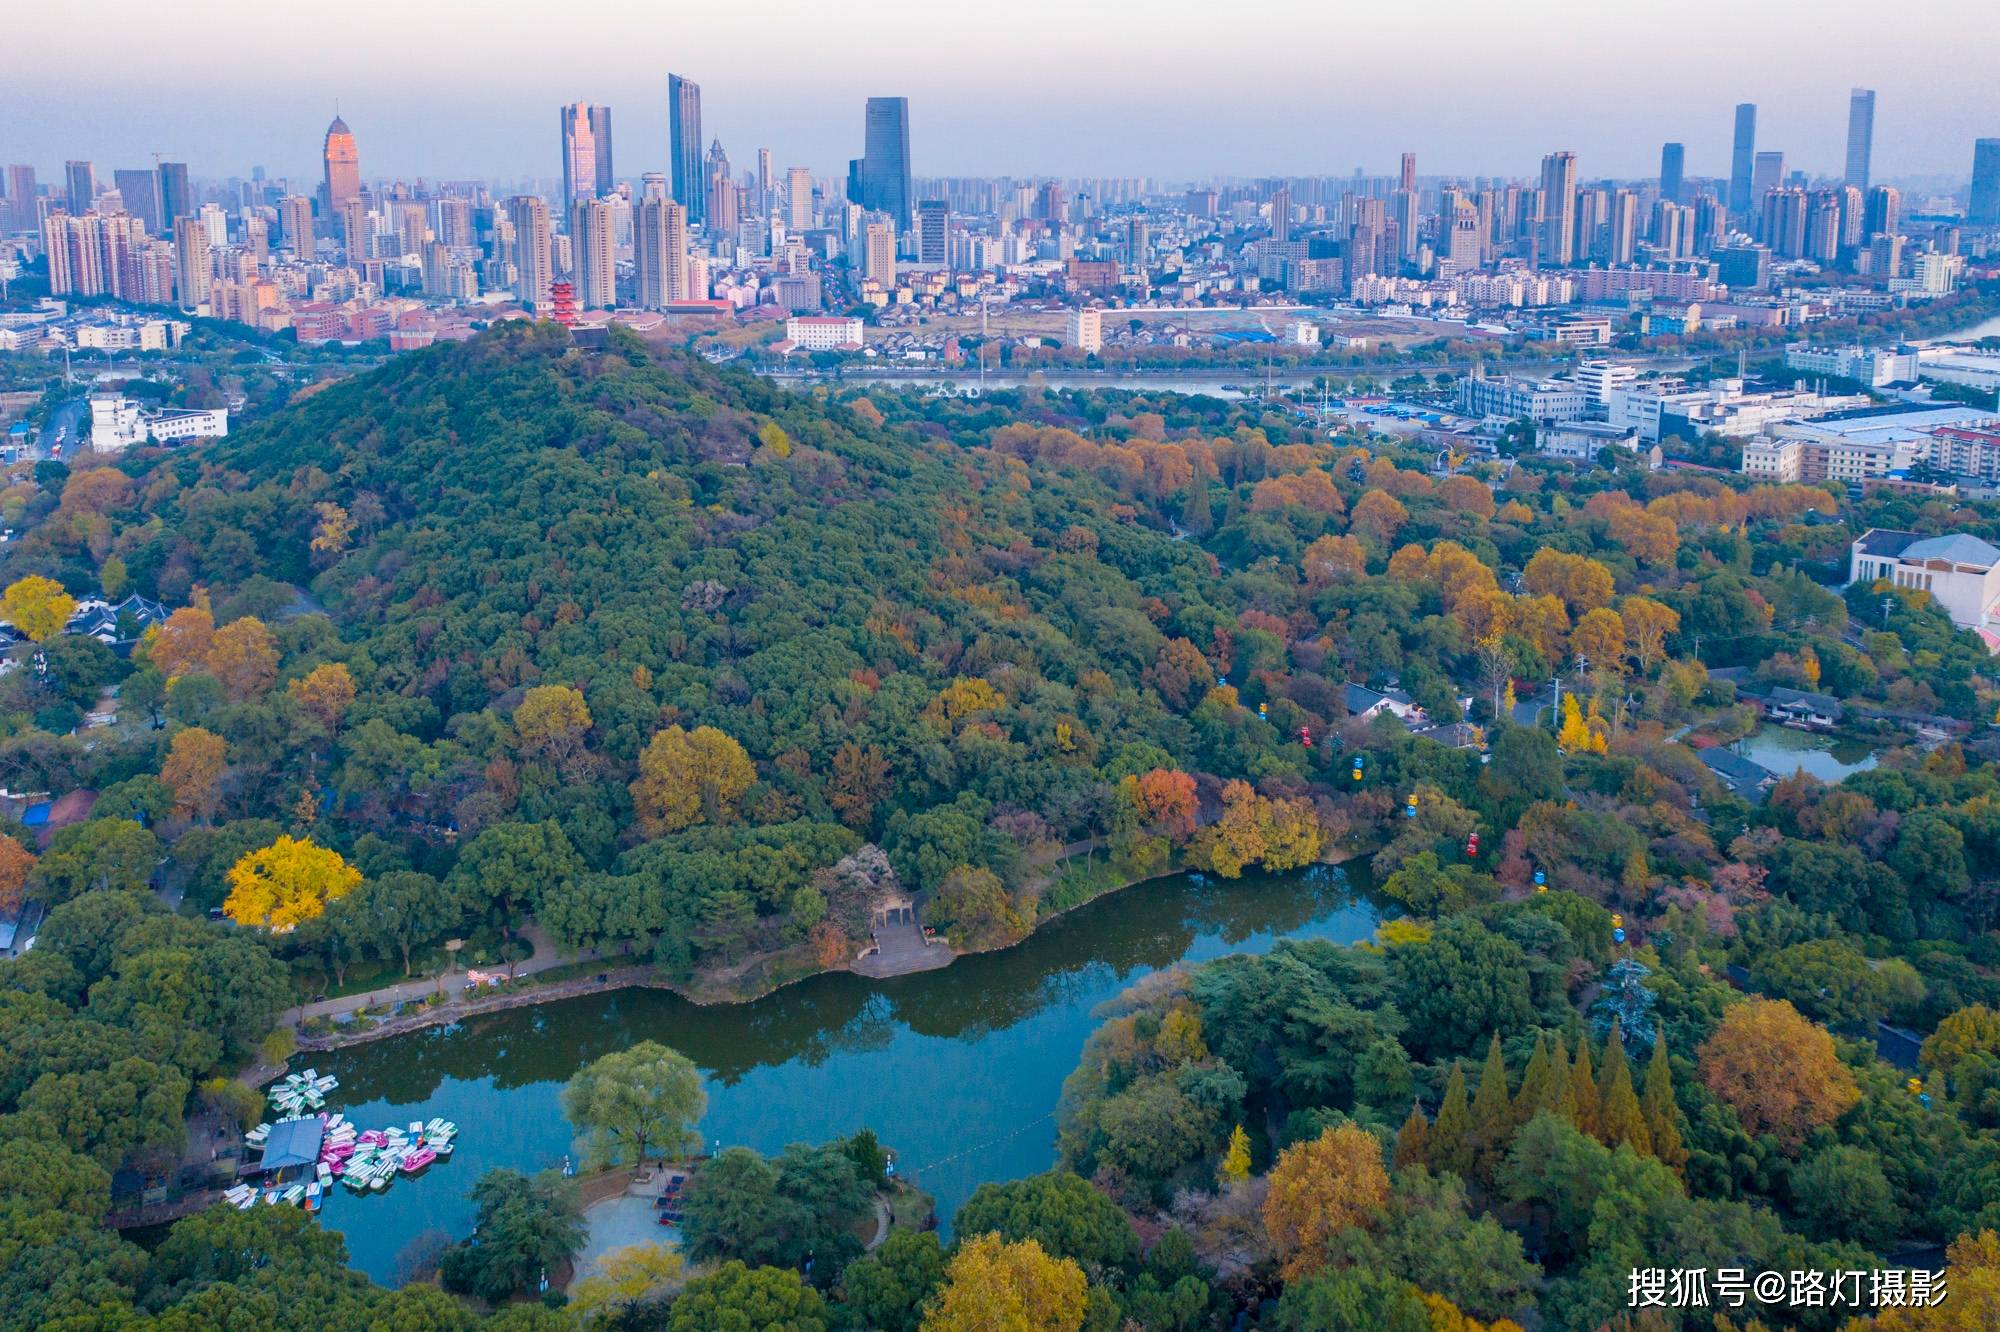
[
  {"left": 508, "top": 195, "right": 553, "bottom": 308},
  {"left": 756, "top": 148, "right": 772, "bottom": 217},
  {"left": 916, "top": 199, "right": 948, "bottom": 267},
  {"left": 2, "top": 165, "right": 37, "bottom": 232},
  {"left": 1845, "top": 88, "right": 1876, "bottom": 189},
  {"left": 572, "top": 197, "right": 616, "bottom": 308},
  {"left": 1608, "top": 189, "right": 1639, "bottom": 265},
  {"left": 64, "top": 161, "right": 94, "bottom": 215},
  {"left": 1760, "top": 187, "right": 1808, "bottom": 258},
  {"left": 862, "top": 221, "right": 895, "bottom": 287},
  {"left": 277, "top": 195, "right": 314, "bottom": 253},
  {"left": 1659, "top": 142, "right": 1685, "bottom": 205},
  {"left": 1729, "top": 102, "right": 1757, "bottom": 218},
  {"left": 1270, "top": 184, "right": 1292, "bottom": 242},
  {"left": 1972, "top": 139, "right": 2000, "bottom": 226},
  {"left": 668, "top": 74, "right": 703, "bottom": 224},
  {"left": 114, "top": 168, "right": 163, "bottom": 234},
  {"left": 1752, "top": 151, "right": 1785, "bottom": 202},
  {"left": 786, "top": 167, "right": 813, "bottom": 232},
  {"left": 1864, "top": 184, "right": 1901, "bottom": 238},
  {"left": 44, "top": 213, "right": 106, "bottom": 296},
  {"left": 157, "top": 161, "right": 193, "bottom": 228},
  {"left": 338, "top": 196, "right": 367, "bottom": 263},
  {"left": 856, "top": 96, "right": 912, "bottom": 232},
  {"left": 590, "top": 105, "right": 614, "bottom": 197},
  {"left": 559, "top": 103, "right": 599, "bottom": 204},
  {"left": 322, "top": 116, "right": 360, "bottom": 216},
  {"left": 1400, "top": 152, "right": 1416, "bottom": 193},
  {"left": 704, "top": 140, "right": 737, "bottom": 234},
  {"left": 634, "top": 191, "right": 687, "bottom": 308},
  {"left": 1539, "top": 151, "right": 1578, "bottom": 265},
  {"left": 1066, "top": 306, "right": 1102, "bottom": 353},
  {"left": 173, "top": 215, "right": 211, "bottom": 306}
]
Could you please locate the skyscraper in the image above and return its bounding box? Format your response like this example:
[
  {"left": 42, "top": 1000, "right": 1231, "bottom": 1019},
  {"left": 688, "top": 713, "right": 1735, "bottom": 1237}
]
[
  {"left": 1729, "top": 102, "right": 1757, "bottom": 218},
  {"left": 3, "top": 165, "right": 38, "bottom": 233},
  {"left": 64, "top": 161, "right": 94, "bottom": 215},
  {"left": 322, "top": 116, "right": 360, "bottom": 220},
  {"left": 704, "top": 140, "right": 736, "bottom": 234},
  {"left": 508, "top": 194, "right": 553, "bottom": 308},
  {"left": 157, "top": 161, "right": 193, "bottom": 229},
  {"left": 1539, "top": 150, "right": 1577, "bottom": 265},
  {"left": 1659, "top": 142, "right": 1684, "bottom": 205},
  {"left": 559, "top": 103, "right": 599, "bottom": 204},
  {"left": 1845, "top": 89, "right": 1876, "bottom": 189},
  {"left": 856, "top": 97, "right": 912, "bottom": 232},
  {"left": 1752, "top": 151, "right": 1785, "bottom": 202},
  {"left": 572, "top": 196, "right": 616, "bottom": 308},
  {"left": 916, "top": 198, "right": 948, "bottom": 267},
  {"left": 1400, "top": 152, "right": 1416, "bottom": 193},
  {"left": 634, "top": 187, "right": 688, "bottom": 308},
  {"left": 1972, "top": 139, "right": 2000, "bottom": 227},
  {"left": 862, "top": 221, "right": 896, "bottom": 287},
  {"left": 1864, "top": 184, "right": 1901, "bottom": 238},
  {"left": 756, "top": 148, "right": 773, "bottom": 217},
  {"left": 173, "top": 214, "right": 211, "bottom": 306},
  {"left": 590, "top": 105, "right": 615, "bottom": 196},
  {"left": 114, "top": 168, "right": 162, "bottom": 234},
  {"left": 277, "top": 195, "right": 314, "bottom": 253},
  {"left": 668, "top": 74, "right": 703, "bottom": 224},
  {"left": 787, "top": 167, "right": 813, "bottom": 232}
]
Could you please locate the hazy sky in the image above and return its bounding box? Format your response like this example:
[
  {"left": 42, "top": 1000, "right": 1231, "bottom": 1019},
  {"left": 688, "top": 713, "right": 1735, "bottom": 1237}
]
[{"left": 8, "top": 0, "right": 1997, "bottom": 186}]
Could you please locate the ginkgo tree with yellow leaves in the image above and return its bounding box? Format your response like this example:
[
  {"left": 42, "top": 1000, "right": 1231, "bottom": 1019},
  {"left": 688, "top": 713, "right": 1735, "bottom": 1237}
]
[
  {"left": 222, "top": 835, "right": 363, "bottom": 932},
  {"left": 0, "top": 574, "right": 75, "bottom": 642}
]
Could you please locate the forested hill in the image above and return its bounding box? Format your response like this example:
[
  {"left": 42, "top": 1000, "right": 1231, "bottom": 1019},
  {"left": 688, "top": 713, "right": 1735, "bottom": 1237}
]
[{"left": 4, "top": 319, "right": 1328, "bottom": 978}]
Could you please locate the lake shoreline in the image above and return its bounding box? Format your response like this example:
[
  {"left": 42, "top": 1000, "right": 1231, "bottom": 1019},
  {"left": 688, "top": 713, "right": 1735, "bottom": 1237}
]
[{"left": 290, "top": 844, "right": 1369, "bottom": 1054}]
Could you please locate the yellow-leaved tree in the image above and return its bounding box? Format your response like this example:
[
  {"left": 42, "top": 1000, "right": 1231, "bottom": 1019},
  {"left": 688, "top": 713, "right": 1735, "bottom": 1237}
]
[
  {"left": 1219, "top": 1124, "right": 1251, "bottom": 1185},
  {"left": 920, "top": 1232, "right": 1086, "bottom": 1332},
  {"left": 630, "top": 725, "right": 755, "bottom": 836},
  {"left": 288, "top": 662, "right": 357, "bottom": 731},
  {"left": 1261, "top": 1122, "right": 1390, "bottom": 1281},
  {"left": 1, "top": 575, "right": 75, "bottom": 642},
  {"left": 223, "top": 836, "right": 362, "bottom": 932}
]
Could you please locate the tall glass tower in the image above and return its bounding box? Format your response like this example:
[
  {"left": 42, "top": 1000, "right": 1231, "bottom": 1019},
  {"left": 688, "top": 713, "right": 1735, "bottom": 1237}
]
[
  {"left": 859, "top": 96, "right": 912, "bottom": 232},
  {"left": 1728, "top": 102, "right": 1757, "bottom": 219},
  {"left": 1845, "top": 88, "right": 1875, "bottom": 189},
  {"left": 669, "top": 74, "right": 704, "bottom": 225}
]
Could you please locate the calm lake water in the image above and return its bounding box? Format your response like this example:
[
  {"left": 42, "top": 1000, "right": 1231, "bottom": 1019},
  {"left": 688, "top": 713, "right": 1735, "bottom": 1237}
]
[
  {"left": 307, "top": 863, "right": 1384, "bottom": 1284},
  {"left": 1738, "top": 725, "right": 1880, "bottom": 783}
]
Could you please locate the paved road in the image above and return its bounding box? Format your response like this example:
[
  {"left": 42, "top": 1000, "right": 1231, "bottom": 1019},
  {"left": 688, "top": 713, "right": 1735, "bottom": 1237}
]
[{"left": 292, "top": 921, "right": 599, "bottom": 1023}]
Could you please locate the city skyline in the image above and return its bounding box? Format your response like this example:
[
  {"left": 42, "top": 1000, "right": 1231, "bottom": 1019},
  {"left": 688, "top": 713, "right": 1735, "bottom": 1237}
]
[{"left": 6, "top": 0, "right": 1996, "bottom": 182}]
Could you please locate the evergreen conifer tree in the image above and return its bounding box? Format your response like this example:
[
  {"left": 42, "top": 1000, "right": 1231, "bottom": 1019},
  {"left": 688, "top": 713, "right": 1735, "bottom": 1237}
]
[{"left": 1431, "top": 1060, "right": 1475, "bottom": 1179}]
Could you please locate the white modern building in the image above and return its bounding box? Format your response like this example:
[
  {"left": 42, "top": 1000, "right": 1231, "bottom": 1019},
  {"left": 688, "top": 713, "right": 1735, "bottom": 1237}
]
[
  {"left": 1572, "top": 359, "right": 1638, "bottom": 408},
  {"left": 783, "top": 316, "right": 864, "bottom": 351},
  {"left": 1784, "top": 343, "right": 1919, "bottom": 388},
  {"left": 88, "top": 392, "right": 227, "bottom": 452},
  {"left": 1066, "top": 306, "right": 1102, "bottom": 353},
  {"left": 1850, "top": 529, "right": 2000, "bottom": 641}
]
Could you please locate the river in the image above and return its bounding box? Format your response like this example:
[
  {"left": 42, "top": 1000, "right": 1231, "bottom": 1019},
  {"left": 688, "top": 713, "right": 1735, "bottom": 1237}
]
[{"left": 305, "top": 863, "right": 1384, "bottom": 1284}]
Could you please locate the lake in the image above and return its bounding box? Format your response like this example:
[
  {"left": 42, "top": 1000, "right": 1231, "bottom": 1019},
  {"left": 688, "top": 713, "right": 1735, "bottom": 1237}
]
[
  {"left": 1738, "top": 725, "right": 1880, "bottom": 783},
  {"left": 305, "top": 863, "right": 1384, "bottom": 1283}
]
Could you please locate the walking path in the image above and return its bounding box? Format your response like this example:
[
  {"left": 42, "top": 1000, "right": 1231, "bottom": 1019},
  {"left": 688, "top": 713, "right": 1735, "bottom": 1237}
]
[{"left": 293, "top": 922, "right": 598, "bottom": 1023}]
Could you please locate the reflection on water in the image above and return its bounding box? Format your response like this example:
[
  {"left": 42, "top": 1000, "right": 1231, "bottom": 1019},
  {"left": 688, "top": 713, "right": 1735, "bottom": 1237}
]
[
  {"left": 310, "top": 864, "right": 1382, "bottom": 1283},
  {"left": 1738, "top": 725, "right": 1880, "bottom": 783}
]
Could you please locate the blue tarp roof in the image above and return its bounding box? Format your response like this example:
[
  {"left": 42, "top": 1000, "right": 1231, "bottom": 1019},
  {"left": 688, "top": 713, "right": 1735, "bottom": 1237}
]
[{"left": 259, "top": 1118, "right": 324, "bottom": 1173}]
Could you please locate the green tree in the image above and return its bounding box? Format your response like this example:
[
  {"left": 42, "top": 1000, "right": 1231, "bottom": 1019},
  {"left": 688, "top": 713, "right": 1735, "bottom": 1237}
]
[
  {"left": 835, "top": 1230, "right": 945, "bottom": 1332},
  {"left": 664, "top": 1261, "right": 828, "bottom": 1331},
  {"left": 1790, "top": 1143, "right": 1897, "bottom": 1246},
  {"left": 953, "top": 1172, "right": 1138, "bottom": 1275},
  {"left": 562, "top": 1040, "right": 707, "bottom": 1168},
  {"left": 1430, "top": 1061, "right": 1474, "bottom": 1179},
  {"left": 438, "top": 1170, "right": 583, "bottom": 1303},
  {"left": 1272, "top": 1268, "right": 1432, "bottom": 1332},
  {"left": 29, "top": 820, "right": 161, "bottom": 905}
]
